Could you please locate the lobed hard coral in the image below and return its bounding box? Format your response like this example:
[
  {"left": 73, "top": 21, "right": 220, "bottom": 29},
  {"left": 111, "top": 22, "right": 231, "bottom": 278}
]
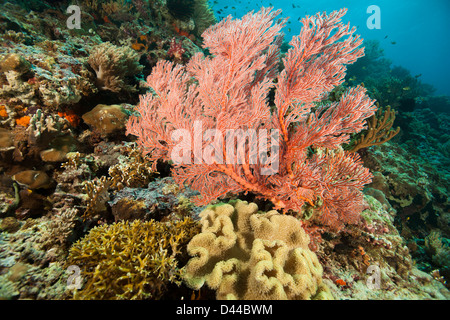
[
  {"left": 19, "top": 109, "right": 78, "bottom": 163},
  {"left": 362, "top": 141, "right": 448, "bottom": 239},
  {"left": 78, "top": 143, "right": 156, "bottom": 220},
  {"left": 12, "top": 170, "right": 53, "bottom": 190},
  {"left": 87, "top": 42, "right": 143, "bottom": 93},
  {"left": 0, "top": 53, "right": 32, "bottom": 75},
  {"left": 0, "top": 214, "right": 71, "bottom": 299},
  {"left": 183, "top": 200, "right": 332, "bottom": 300},
  {"left": 66, "top": 217, "right": 201, "bottom": 300}
]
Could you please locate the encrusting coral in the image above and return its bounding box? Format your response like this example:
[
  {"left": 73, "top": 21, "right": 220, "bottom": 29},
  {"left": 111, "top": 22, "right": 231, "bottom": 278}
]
[
  {"left": 66, "top": 216, "right": 200, "bottom": 300},
  {"left": 107, "top": 144, "right": 155, "bottom": 191},
  {"left": 183, "top": 200, "right": 332, "bottom": 300}
]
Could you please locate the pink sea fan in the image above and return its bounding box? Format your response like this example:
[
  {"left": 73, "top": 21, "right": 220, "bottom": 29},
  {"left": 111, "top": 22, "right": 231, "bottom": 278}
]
[{"left": 126, "top": 7, "right": 377, "bottom": 231}]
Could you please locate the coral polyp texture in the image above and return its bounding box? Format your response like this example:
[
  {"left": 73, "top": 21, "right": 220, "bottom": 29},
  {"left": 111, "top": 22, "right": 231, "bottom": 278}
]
[
  {"left": 183, "top": 200, "right": 332, "bottom": 300},
  {"left": 87, "top": 42, "right": 143, "bottom": 93},
  {"left": 66, "top": 217, "right": 200, "bottom": 300},
  {"left": 126, "top": 7, "right": 376, "bottom": 231}
]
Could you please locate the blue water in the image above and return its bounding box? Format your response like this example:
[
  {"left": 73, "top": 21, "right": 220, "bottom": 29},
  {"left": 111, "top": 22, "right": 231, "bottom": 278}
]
[{"left": 211, "top": 0, "right": 450, "bottom": 97}]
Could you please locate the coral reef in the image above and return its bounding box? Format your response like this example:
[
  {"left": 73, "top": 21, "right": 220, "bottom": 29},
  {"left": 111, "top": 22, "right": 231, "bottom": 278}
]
[
  {"left": 315, "top": 194, "right": 450, "bottom": 299},
  {"left": 347, "top": 105, "right": 400, "bottom": 153},
  {"left": 87, "top": 42, "right": 143, "bottom": 93},
  {"left": 108, "top": 177, "right": 202, "bottom": 222},
  {"left": 0, "top": 216, "right": 71, "bottom": 299},
  {"left": 346, "top": 39, "right": 435, "bottom": 111},
  {"left": 66, "top": 217, "right": 200, "bottom": 300},
  {"left": 0, "top": 40, "right": 97, "bottom": 111},
  {"left": 0, "top": 0, "right": 448, "bottom": 302},
  {"left": 82, "top": 104, "right": 129, "bottom": 138},
  {"left": 183, "top": 200, "right": 332, "bottom": 300},
  {"left": 127, "top": 8, "right": 376, "bottom": 232}
]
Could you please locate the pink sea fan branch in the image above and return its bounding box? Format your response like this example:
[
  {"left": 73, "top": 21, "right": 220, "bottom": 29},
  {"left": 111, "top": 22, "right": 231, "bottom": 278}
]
[
  {"left": 126, "top": 7, "right": 377, "bottom": 231},
  {"left": 274, "top": 8, "right": 364, "bottom": 141}
]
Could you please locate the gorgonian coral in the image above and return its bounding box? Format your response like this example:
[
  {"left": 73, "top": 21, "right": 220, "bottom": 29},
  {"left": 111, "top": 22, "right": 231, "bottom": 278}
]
[{"left": 126, "top": 8, "right": 377, "bottom": 231}]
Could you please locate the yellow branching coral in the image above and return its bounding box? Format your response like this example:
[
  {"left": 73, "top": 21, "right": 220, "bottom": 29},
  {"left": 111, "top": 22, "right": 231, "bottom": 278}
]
[
  {"left": 183, "top": 200, "right": 332, "bottom": 300},
  {"left": 347, "top": 104, "right": 400, "bottom": 153},
  {"left": 81, "top": 176, "right": 110, "bottom": 219},
  {"left": 66, "top": 217, "right": 201, "bottom": 300}
]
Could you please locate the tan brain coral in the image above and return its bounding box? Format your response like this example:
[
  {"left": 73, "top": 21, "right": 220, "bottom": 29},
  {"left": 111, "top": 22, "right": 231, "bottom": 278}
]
[{"left": 183, "top": 200, "right": 332, "bottom": 300}]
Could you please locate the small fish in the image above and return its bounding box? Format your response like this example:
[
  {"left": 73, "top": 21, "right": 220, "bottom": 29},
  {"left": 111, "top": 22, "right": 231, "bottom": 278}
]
[
  {"left": 403, "top": 87, "right": 410, "bottom": 91},
  {"left": 391, "top": 41, "right": 396, "bottom": 45},
  {"left": 415, "top": 74, "right": 422, "bottom": 78},
  {"left": 384, "top": 35, "right": 388, "bottom": 39},
  {"left": 288, "top": 28, "right": 291, "bottom": 32}
]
